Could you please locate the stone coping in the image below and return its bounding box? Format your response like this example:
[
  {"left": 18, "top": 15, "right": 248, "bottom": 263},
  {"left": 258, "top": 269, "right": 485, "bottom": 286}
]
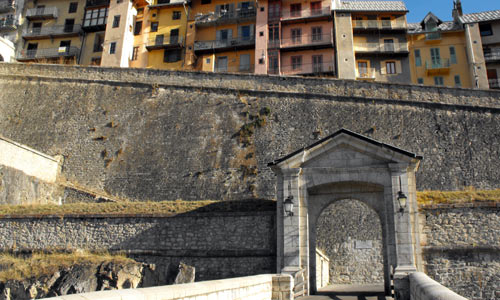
[
  {"left": 418, "top": 201, "right": 500, "bottom": 210},
  {"left": 0, "top": 135, "right": 58, "bottom": 162},
  {"left": 409, "top": 272, "right": 468, "bottom": 300}
]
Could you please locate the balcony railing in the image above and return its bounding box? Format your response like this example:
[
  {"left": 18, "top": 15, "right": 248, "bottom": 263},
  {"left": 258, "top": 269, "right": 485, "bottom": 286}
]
[
  {"left": 425, "top": 59, "right": 451, "bottom": 70},
  {"left": 0, "top": 0, "right": 15, "bottom": 13},
  {"left": 23, "top": 24, "right": 82, "bottom": 38},
  {"left": 356, "top": 68, "right": 376, "bottom": 79},
  {"left": 194, "top": 36, "right": 255, "bottom": 52},
  {"left": 425, "top": 32, "right": 441, "bottom": 40},
  {"left": 489, "top": 79, "right": 500, "bottom": 89},
  {"left": 281, "top": 7, "right": 330, "bottom": 21},
  {"left": 280, "top": 61, "right": 335, "bottom": 76},
  {"left": 280, "top": 33, "right": 333, "bottom": 49},
  {"left": 214, "top": 64, "right": 255, "bottom": 74},
  {"left": 17, "top": 46, "right": 80, "bottom": 60},
  {"left": 354, "top": 42, "right": 408, "bottom": 53},
  {"left": 484, "top": 49, "right": 500, "bottom": 62},
  {"left": 146, "top": 36, "right": 184, "bottom": 51},
  {"left": 26, "top": 6, "right": 58, "bottom": 20},
  {"left": 195, "top": 7, "right": 256, "bottom": 26},
  {"left": 353, "top": 19, "right": 406, "bottom": 30},
  {"left": 0, "top": 18, "right": 16, "bottom": 30}
]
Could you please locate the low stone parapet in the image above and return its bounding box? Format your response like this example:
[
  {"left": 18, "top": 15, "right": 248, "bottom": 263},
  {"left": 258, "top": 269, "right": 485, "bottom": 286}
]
[
  {"left": 409, "top": 272, "right": 468, "bottom": 300},
  {"left": 41, "top": 274, "right": 293, "bottom": 300}
]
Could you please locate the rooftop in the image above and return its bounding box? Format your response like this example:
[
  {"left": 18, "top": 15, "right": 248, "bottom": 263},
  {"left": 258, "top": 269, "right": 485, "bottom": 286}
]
[
  {"left": 459, "top": 10, "right": 500, "bottom": 24},
  {"left": 408, "top": 21, "right": 461, "bottom": 34},
  {"left": 334, "top": 0, "right": 407, "bottom": 12}
]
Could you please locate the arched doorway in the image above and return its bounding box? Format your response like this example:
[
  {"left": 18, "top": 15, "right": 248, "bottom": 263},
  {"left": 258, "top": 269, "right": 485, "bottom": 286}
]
[
  {"left": 269, "top": 129, "right": 422, "bottom": 300},
  {"left": 315, "top": 199, "right": 384, "bottom": 287}
]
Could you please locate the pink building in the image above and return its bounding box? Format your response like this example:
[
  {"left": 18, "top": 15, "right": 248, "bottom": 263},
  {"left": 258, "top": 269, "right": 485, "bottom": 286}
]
[{"left": 255, "top": 0, "right": 335, "bottom": 76}]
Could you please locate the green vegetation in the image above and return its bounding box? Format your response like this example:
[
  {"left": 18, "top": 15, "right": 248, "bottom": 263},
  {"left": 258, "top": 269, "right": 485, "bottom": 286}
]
[
  {"left": 0, "top": 251, "right": 134, "bottom": 281},
  {"left": 417, "top": 188, "right": 500, "bottom": 206}
]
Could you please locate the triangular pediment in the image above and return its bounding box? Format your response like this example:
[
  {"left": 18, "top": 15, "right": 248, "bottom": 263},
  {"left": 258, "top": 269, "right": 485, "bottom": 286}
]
[{"left": 269, "top": 129, "right": 422, "bottom": 170}]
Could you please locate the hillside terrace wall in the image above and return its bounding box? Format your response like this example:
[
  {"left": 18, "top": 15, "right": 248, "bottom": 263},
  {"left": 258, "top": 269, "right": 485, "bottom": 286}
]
[
  {"left": 419, "top": 203, "right": 500, "bottom": 300},
  {"left": 0, "top": 63, "right": 499, "bottom": 202},
  {"left": 0, "top": 210, "right": 276, "bottom": 282}
]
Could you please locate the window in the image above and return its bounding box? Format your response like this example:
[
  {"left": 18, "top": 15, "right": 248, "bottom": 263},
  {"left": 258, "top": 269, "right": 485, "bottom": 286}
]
[
  {"left": 59, "top": 40, "right": 71, "bottom": 51},
  {"left": 32, "top": 22, "right": 42, "bottom": 34},
  {"left": 291, "top": 28, "right": 301, "bottom": 44},
  {"left": 291, "top": 56, "right": 302, "bottom": 70},
  {"left": 113, "top": 15, "right": 120, "bottom": 28},
  {"left": 239, "top": 54, "right": 250, "bottom": 71},
  {"left": 201, "top": 0, "right": 211, "bottom": 4},
  {"left": 312, "top": 55, "right": 323, "bottom": 72},
  {"left": 430, "top": 48, "right": 441, "bottom": 66},
  {"left": 357, "top": 61, "right": 368, "bottom": 77},
  {"left": 259, "top": 31, "right": 264, "bottom": 37},
  {"left": 454, "top": 75, "right": 461, "bottom": 87},
  {"left": 310, "top": 1, "right": 321, "bottom": 15},
  {"left": 312, "top": 27, "right": 322, "bottom": 41},
  {"left": 239, "top": 25, "right": 251, "bottom": 40},
  {"left": 290, "top": 3, "right": 301, "bottom": 17},
  {"left": 414, "top": 49, "right": 421, "bottom": 67},
  {"left": 93, "top": 33, "right": 104, "bottom": 52},
  {"left": 26, "top": 43, "right": 38, "bottom": 58},
  {"left": 381, "top": 17, "right": 392, "bottom": 28},
  {"left": 164, "top": 49, "right": 181, "bottom": 62},
  {"left": 131, "top": 47, "right": 139, "bottom": 61},
  {"left": 386, "top": 61, "right": 396, "bottom": 74},
  {"left": 134, "top": 21, "right": 142, "bottom": 35},
  {"left": 83, "top": 7, "right": 108, "bottom": 27},
  {"left": 384, "top": 39, "right": 394, "bottom": 52},
  {"left": 151, "top": 22, "right": 158, "bottom": 32},
  {"left": 170, "top": 29, "right": 179, "bottom": 44},
  {"left": 269, "top": 23, "right": 279, "bottom": 44},
  {"left": 268, "top": 2, "right": 280, "bottom": 19},
  {"left": 217, "top": 29, "right": 232, "bottom": 41},
  {"left": 91, "top": 57, "right": 101, "bottom": 65},
  {"left": 158, "top": 0, "right": 170, "bottom": 3},
  {"left": 417, "top": 78, "right": 424, "bottom": 84},
  {"left": 64, "top": 19, "right": 75, "bottom": 32},
  {"left": 434, "top": 76, "right": 444, "bottom": 86},
  {"left": 110, "top": 42, "right": 116, "bottom": 54},
  {"left": 479, "top": 23, "right": 493, "bottom": 36},
  {"left": 216, "top": 56, "right": 228, "bottom": 72},
  {"left": 173, "top": 11, "right": 181, "bottom": 20},
  {"left": 69, "top": 2, "right": 78, "bottom": 13},
  {"left": 155, "top": 34, "right": 164, "bottom": 45},
  {"left": 449, "top": 46, "right": 457, "bottom": 64}
]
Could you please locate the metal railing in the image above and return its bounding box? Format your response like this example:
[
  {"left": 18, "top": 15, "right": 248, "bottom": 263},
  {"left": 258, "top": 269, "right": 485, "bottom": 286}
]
[
  {"left": 17, "top": 46, "right": 80, "bottom": 60},
  {"left": 489, "top": 79, "right": 500, "bottom": 89},
  {"left": 214, "top": 64, "right": 255, "bottom": 73},
  {"left": 0, "top": 18, "right": 16, "bottom": 30},
  {"left": 356, "top": 68, "right": 376, "bottom": 79},
  {"left": 23, "top": 24, "right": 82, "bottom": 37},
  {"left": 425, "top": 59, "right": 451, "bottom": 70},
  {"left": 425, "top": 32, "right": 441, "bottom": 40},
  {"left": 281, "top": 6, "right": 330, "bottom": 20},
  {"left": 281, "top": 61, "right": 335, "bottom": 75},
  {"left": 26, "top": 6, "right": 58, "bottom": 19},
  {"left": 146, "top": 36, "right": 184, "bottom": 49},
  {"left": 354, "top": 42, "right": 408, "bottom": 53},
  {"left": 353, "top": 19, "right": 406, "bottom": 30},
  {"left": 0, "top": 0, "right": 15, "bottom": 13},
  {"left": 484, "top": 49, "right": 500, "bottom": 62},
  {"left": 195, "top": 7, "right": 256, "bottom": 26},
  {"left": 280, "top": 33, "right": 333, "bottom": 48},
  {"left": 194, "top": 35, "right": 255, "bottom": 51}
]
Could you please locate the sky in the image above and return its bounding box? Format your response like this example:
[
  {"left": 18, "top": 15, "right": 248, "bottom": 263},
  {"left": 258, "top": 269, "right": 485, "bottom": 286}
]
[{"left": 404, "top": 0, "right": 500, "bottom": 23}]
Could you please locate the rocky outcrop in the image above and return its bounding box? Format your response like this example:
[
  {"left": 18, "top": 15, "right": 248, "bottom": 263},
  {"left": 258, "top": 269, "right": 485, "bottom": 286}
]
[{"left": 0, "top": 261, "right": 194, "bottom": 300}]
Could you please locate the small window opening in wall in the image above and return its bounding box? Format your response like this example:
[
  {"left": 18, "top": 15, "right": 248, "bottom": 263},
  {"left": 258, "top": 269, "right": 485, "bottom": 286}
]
[
  {"left": 113, "top": 15, "right": 120, "bottom": 28},
  {"left": 131, "top": 46, "right": 139, "bottom": 61},
  {"left": 260, "top": 7, "right": 264, "bottom": 12},
  {"left": 206, "top": 58, "right": 210, "bottom": 63},
  {"left": 417, "top": 78, "right": 423, "bottom": 84},
  {"left": 259, "top": 58, "right": 264, "bottom": 64},
  {"left": 110, "top": 42, "right": 116, "bottom": 54},
  {"left": 172, "top": 11, "right": 181, "bottom": 20},
  {"left": 259, "top": 31, "right": 264, "bottom": 36},
  {"left": 68, "top": 2, "right": 78, "bottom": 13}
]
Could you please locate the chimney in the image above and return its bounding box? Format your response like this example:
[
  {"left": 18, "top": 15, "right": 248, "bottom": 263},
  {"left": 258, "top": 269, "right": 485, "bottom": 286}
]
[{"left": 453, "top": 0, "right": 463, "bottom": 23}]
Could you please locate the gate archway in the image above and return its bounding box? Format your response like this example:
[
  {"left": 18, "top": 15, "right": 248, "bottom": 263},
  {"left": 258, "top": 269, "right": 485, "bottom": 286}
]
[{"left": 269, "top": 129, "right": 422, "bottom": 300}]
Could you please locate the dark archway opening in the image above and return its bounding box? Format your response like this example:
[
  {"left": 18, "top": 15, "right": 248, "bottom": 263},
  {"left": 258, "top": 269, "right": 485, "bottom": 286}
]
[{"left": 0, "top": 54, "right": 4, "bottom": 62}]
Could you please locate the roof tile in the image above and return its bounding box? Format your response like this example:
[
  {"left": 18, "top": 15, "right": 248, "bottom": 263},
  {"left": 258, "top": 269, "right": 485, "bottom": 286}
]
[{"left": 335, "top": 0, "right": 407, "bottom": 12}]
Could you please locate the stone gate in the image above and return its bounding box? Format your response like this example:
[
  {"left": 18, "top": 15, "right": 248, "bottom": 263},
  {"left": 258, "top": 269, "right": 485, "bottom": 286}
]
[{"left": 269, "top": 129, "right": 423, "bottom": 299}]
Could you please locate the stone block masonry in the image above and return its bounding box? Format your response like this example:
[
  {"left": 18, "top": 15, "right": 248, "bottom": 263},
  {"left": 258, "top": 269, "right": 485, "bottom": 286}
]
[
  {"left": 0, "top": 63, "right": 499, "bottom": 202},
  {"left": 0, "top": 211, "right": 276, "bottom": 282}
]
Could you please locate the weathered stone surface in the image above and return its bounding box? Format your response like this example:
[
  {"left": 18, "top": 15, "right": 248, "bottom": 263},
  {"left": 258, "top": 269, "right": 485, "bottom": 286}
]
[
  {"left": 0, "top": 64, "right": 499, "bottom": 203},
  {"left": 174, "top": 262, "right": 195, "bottom": 284},
  {"left": 316, "top": 199, "right": 384, "bottom": 284}
]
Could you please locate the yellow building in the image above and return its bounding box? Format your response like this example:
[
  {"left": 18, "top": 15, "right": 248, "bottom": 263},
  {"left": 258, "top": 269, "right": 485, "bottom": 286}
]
[
  {"left": 17, "top": 0, "right": 87, "bottom": 63},
  {"left": 408, "top": 12, "right": 473, "bottom": 88},
  {"left": 186, "top": 0, "right": 256, "bottom": 73},
  {"left": 141, "top": 0, "right": 188, "bottom": 70}
]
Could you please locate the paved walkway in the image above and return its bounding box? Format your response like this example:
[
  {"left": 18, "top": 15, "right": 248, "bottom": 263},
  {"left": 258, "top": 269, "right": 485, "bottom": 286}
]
[{"left": 298, "top": 284, "right": 393, "bottom": 300}]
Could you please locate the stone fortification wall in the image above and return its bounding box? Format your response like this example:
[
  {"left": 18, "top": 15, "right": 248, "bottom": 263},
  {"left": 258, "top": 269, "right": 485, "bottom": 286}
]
[
  {"left": 0, "top": 63, "right": 499, "bottom": 202},
  {"left": 0, "top": 211, "right": 276, "bottom": 281},
  {"left": 419, "top": 203, "right": 500, "bottom": 300}
]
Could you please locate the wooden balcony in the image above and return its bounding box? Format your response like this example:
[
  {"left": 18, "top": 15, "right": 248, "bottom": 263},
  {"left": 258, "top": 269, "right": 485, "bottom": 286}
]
[
  {"left": 213, "top": 64, "right": 255, "bottom": 74},
  {"left": 354, "top": 42, "right": 408, "bottom": 56},
  {"left": 352, "top": 19, "right": 406, "bottom": 32},
  {"left": 279, "top": 33, "right": 334, "bottom": 52},
  {"left": 17, "top": 46, "right": 80, "bottom": 61},
  {"left": 484, "top": 49, "right": 500, "bottom": 63},
  {"left": 280, "top": 7, "right": 331, "bottom": 24},
  {"left": 195, "top": 7, "right": 256, "bottom": 27},
  {"left": 146, "top": 36, "right": 184, "bottom": 51},
  {"left": 194, "top": 36, "right": 255, "bottom": 54},
  {"left": 425, "top": 59, "right": 451, "bottom": 75}
]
